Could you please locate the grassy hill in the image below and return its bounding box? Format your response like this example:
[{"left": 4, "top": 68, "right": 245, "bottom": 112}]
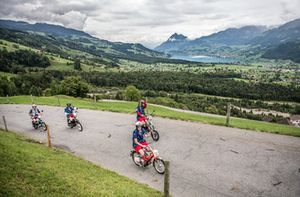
[{"left": 0, "top": 129, "right": 162, "bottom": 197}]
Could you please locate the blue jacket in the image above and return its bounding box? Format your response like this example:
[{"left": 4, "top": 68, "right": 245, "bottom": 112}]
[
  {"left": 132, "top": 128, "right": 146, "bottom": 148},
  {"left": 64, "top": 106, "right": 74, "bottom": 114}
]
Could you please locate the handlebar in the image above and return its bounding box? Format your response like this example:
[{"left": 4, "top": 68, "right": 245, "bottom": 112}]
[{"left": 149, "top": 110, "right": 155, "bottom": 116}]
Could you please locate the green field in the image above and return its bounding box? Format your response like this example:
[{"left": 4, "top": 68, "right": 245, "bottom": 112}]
[
  {"left": 1, "top": 95, "right": 299, "bottom": 137},
  {"left": 0, "top": 130, "right": 162, "bottom": 197}
]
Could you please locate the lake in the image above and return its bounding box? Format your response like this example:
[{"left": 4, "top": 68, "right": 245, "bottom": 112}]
[{"left": 171, "top": 55, "right": 239, "bottom": 63}]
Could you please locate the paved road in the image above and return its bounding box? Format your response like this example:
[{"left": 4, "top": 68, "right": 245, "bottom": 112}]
[{"left": 1, "top": 104, "right": 300, "bottom": 197}]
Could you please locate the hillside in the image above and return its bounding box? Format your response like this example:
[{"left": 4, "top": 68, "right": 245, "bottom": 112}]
[
  {"left": 251, "top": 18, "right": 300, "bottom": 46},
  {"left": 0, "top": 19, "right": 92, "bottom": 38},
  {"left": 0, "top": 20, "right": 181, "bottom": 65},
  {"left": 262, "top": 41, "right": 300, "bottom": 63}
]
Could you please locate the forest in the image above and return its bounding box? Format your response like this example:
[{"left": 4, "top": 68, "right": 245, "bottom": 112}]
[{"left": 1, "top": 70, "right": 299, "bottom": 102}]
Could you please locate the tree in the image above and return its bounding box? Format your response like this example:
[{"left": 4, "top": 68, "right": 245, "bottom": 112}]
[
  {"left": 60, "top": 76, "right": 89, "bottom": 97},
  {"left": 0, "top": 76, "right": 17, "bottom": 96},
  {"left": 43, "top": 88, "right": 52, "bottom": 96},
  {"left": 50, "top": 79, "right": 61, "bottom": 95},
  {"left": 74, "top": 59, "right": 82, "bottom": 71},
  {"left": 124, "top": 85, "right": 141, "bottom": 101},
  {"left": 29, "top": 85, "right": 42, "bottom": 96},
  {"left": 115, "top": 90, "right": 124, "bottom": 100}
]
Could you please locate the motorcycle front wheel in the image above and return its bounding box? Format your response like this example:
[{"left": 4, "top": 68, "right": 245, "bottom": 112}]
[
  {"left": 77, "top": 121, "right": 83, "bottom": 132},
  {"left": 41, "top": 122, "right": 48, "bottom": 132},
  {"left": 153, "top": 158, "right": 165, "bottom": 174},
  {"left": 151, "top": 130, "right": 160, "bottom": 141}
]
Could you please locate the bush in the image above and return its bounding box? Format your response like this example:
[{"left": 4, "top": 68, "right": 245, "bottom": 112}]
[{"left": 124, "top": 85, "right": 141, "bottom": 101}]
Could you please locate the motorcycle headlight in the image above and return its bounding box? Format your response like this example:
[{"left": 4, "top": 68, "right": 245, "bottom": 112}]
[{"left": 153, "top": 150, "right": 159, "bottom": 157}]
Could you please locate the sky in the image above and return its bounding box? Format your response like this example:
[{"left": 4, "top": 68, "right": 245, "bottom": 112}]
[{"left": 0, "top": 0, "right": 300, "bottom": 48}]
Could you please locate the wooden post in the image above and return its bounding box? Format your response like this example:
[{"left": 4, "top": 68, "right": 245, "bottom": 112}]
[
  {"left": 226, "top": 103, "right": 231, "bottom": 127},
  {"left": 57, "top": 96, "right": 61, "bottom": 106},
  {"left": 6, "top": 95, "right": 9, "bottom": 104},
  {"left": 2, "top": 116, "right": 8, "bottom": 131},
  {"left": 94, "top": 95, "right": 97, "bottom": 103},
  {"left": 31, "top": 94, "right": 34, "bottom": 104},
  {"left": 164, "top": 161, "right": 170, "bottom": 197},
  {"left": 46, "top": 126, "right": 52, "bottom": 148}
]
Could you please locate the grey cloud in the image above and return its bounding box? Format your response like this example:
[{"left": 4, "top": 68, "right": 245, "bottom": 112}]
[{"left": 0, "top": 0, "right": 300, "bottom": 45}]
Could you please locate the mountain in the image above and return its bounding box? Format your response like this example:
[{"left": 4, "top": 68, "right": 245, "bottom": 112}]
[
  {"left": 167, "top": 33, "right": 187, "bottom": 42},
  {"left": 155, "top": 33, "right": 188, "bottom": 52},
  {"left": 155, "top": 18, "right": 300, "bottom": 63},
  {"left": 0, "top": 19, "right": 91, "bottom": 38},
  {"left": 193, "top": 26, "right": 267, "bottom": 46},
  {"left": 155, "top": 26, "right": 267, "bottom": 55}
]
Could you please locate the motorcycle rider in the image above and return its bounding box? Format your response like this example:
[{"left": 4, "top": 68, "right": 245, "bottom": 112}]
[
  {"left": 132, "top": 121, "right": 151, "bottom": 166},
  {"left": 136, "top": 99, "right": 147, "bottom": 123},
  {"left": 29, "top": 104, "right": 41, "bottom": 117},
  {"left": 64, "top": 103, "right": 74, "bottom": 123},
  {"left": 29, "top": 104, "right": 41, "bottom": 125}
]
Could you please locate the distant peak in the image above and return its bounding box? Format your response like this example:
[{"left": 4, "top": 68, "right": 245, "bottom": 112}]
[{"left": 167, "top": 33, "right": 187, "bottom": 42}]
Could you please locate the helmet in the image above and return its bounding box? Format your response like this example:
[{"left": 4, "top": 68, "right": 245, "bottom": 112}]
[
  {"left": 32, "top": 104, "right": 37, "bottom": 108},
  {"left": 135, "top": 121, "right": 143, "bottom": 127},
  {"left": 67, "top": 103, "right": 71, "bottom": 107},
  {"left": 141, "top": 99, "right": 147, "bottom": 108}
]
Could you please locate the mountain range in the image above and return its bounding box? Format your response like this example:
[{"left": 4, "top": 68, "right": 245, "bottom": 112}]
[
  {"left": 0, "top": 19, "right": 180, "bottom": 65},
  {"left": 1, "top": 18, "right": 300, "bottom": 64},
  {"left": 155, "top": 18, "right": 300, "bottom": 63}
]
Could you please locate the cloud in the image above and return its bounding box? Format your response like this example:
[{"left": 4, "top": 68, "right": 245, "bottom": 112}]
[{"left": 0, "top": 0, "right": 299, "bottom": 47}]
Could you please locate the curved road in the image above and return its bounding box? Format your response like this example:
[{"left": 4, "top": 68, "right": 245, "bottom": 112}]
[{"left": 1, "top": 104, "right": 300, "bottom": 197}]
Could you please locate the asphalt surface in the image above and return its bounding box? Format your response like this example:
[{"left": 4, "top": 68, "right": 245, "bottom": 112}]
[{"left": 1, "top": 104, "right": 300, "bottom": 197}]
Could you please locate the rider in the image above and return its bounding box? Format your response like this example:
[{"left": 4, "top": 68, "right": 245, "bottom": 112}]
[
  {"left": 132, "top": 121, "right": 150, "bottom": 165},
  {"left": 29, "top": 104, "right": 41, "bottom": 117},
  {"left": 64, "top": 103, "right": 74, "bottom": 123},
  {"left": 136, "top": 99, "right": 147, "bottom": 123}
]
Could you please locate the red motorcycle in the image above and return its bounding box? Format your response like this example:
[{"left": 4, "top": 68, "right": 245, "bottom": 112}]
[
  {"left": 130, "top": 145, "right": 165, "bottom": 174},
  {"left": 67, "top": 108, "right": 83, "bottom": 131}
]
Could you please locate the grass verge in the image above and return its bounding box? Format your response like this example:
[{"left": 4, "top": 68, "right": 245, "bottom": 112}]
[
  {"left": 0, "top": 95, "right": 299, "bottom": 137},
  {"left": 0, "top": 129, "right": 162, "bottom": 197}
]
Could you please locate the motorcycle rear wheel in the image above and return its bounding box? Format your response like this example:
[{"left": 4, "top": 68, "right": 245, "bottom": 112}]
[
  {"left": 153, "top": 158, "right": 165, "bottom": 174},
  {"left": 131, "top": 152, "right": 142, "bottom": 167},
  {"left": 151, "top": 130, "right": 160, "bottom": 141}
]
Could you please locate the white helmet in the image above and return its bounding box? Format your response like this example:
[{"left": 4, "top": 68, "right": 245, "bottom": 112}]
[
  {"left": 32, "top": 104, "right": 37, "bottom": 108},
  {"left": 135, "top": 121, "right": 143, "bottom": 127}
]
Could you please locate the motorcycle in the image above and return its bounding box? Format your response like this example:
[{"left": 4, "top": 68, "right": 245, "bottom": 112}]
[
  {"left": 67, "top": 107, "right": 83, "bottom": 131},
  {"left": 31, "top": 113, "right": 48, "bottom": 132},
  {"left": 130, "top": 145, "right": 165, "bottom": 174},
  {"left": 143, "top": 111, "right": 159, "bottom": 141}
]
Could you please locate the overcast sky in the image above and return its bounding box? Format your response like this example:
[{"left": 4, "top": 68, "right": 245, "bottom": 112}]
[{"left": 1, "top": 0, "right": 300, "bottom": 48}]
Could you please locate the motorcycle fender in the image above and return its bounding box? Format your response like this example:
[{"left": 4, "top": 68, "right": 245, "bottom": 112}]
[{"left": 130, "top": 150, "right": 135, "bottom": 157}]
